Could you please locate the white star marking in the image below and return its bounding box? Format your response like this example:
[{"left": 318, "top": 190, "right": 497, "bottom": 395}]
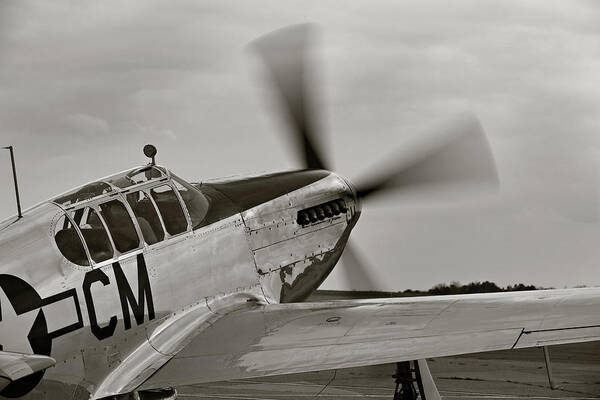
[{"left": 0, "top": 288, "right": 39, "bottom": 354}]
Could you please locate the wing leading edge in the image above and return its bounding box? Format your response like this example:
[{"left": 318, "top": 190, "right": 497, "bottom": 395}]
[
  {"left": 0, "top": 351, "right": 55, "bottom": 391},
  {"left": 141, "top": 287, "right": 600, "bottom": 389}
]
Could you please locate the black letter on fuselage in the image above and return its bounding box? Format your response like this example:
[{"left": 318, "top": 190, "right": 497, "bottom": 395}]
[
  {"left": 113, "top": 254, "right": 155, "bottom": 330},
  {"left": 83, "top": 268, "right": 117, "bottom": 340}
]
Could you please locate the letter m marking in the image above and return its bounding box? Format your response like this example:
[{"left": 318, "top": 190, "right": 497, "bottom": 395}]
[{"left": 113, "top": 254, "right": 156, "bottom": 330}]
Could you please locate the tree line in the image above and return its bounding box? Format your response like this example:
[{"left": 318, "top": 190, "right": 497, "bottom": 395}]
[{"left": 404, "top": 281, "right": 541, "bottom": 296}]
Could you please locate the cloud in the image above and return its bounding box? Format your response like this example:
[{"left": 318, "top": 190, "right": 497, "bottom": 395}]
[
  {"left": 64, "top": 113, "right": 110, "bottom": 136},
  {"left": 161, "top": 129, "right": 177, "bottom": 140}
]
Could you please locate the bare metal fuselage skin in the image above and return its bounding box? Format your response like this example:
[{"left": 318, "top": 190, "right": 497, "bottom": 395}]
[{"left": 0, "top": 168, "right": 359, "bottom": 399}]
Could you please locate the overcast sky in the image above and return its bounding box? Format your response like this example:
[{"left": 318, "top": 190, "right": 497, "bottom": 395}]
[{"left": 1, "top": 0, "right": 599, "bottom": 290}]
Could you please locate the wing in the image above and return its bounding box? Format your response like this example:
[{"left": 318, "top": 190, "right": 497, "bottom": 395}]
[
  {"left": 0, "top": 351, "right": 55, "bottom": 391},
  {"left": 141, "top": 287, "right": 600, "bottom": 389}
]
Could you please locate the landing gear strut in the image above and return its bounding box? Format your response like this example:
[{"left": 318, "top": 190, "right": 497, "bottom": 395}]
[
  {"left": 393, "top": 361, "right": 425, "bottom": 400},
  {"left": 393, "top": 360, "right": 440, "bottom": 400}
]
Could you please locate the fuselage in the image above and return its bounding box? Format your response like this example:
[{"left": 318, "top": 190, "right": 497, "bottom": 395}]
[{"left": 0, "top": 166, "right": 360, "bottom": 399}]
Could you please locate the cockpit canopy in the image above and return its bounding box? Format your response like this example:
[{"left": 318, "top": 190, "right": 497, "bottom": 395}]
[
  {"left": 52, "top": 166, "right": 209, "bottom": 266},
  {"left": 53, "top": 166, "right": 167, "bottom": 207}
]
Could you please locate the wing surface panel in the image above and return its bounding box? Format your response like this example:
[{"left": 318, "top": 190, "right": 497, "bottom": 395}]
[{"left": 140, "top": 288, "right": 600, "bottom": 389}]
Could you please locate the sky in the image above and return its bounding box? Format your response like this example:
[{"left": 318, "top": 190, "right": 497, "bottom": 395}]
[{"left": 1, "top": 0, "right": 599, "bottom": 290}]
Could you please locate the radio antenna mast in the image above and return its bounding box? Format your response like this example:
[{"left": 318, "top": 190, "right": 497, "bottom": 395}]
[{"left": 2, "top": 146, "right": 23, "bottom": 218}]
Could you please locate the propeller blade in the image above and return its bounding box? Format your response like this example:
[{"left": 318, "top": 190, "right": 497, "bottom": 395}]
[
  {"left": 340, "top": 242, "right": 378, "bottom": 291},
  {"left": 249, "top": 25, "right": 500, "bottom": 297},
  {"left": 251, "top": 24, "right": 327, "bottom": 170},
  {"left": 356, "top": 113, "right": 498, "bottom": 200}
]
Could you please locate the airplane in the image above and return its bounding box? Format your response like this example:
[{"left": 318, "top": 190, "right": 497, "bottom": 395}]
[{"left": 1, "top": 25, "right": 600, "bottom": 400}]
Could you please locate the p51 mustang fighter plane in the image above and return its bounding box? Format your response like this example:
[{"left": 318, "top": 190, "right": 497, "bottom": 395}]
[{"left": 1, "top": 25, "right": 600, "bottom": 400}]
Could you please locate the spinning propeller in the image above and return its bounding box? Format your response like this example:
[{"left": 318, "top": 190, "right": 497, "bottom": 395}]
[{"left": 252, "top": 24, "right": 498, "bottom": 290}]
